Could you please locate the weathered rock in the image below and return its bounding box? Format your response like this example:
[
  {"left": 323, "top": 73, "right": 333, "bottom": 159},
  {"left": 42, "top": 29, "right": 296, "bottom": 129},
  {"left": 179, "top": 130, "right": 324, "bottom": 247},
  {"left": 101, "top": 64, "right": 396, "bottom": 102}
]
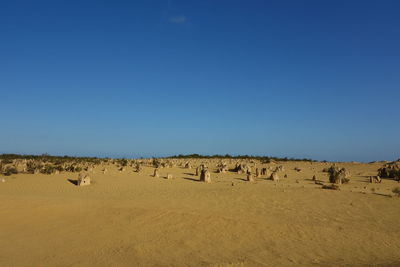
[
  {"left": 247, "top": 172, "right": 255, "bottom": 182},
  {"left": 294, "top": 167, "right": 301, "bottom": 172},
  {"left": 77, "top": 173, "right": 91, "bottom": 186},
  {"left": 370, "top": 176, "right": 382, "bottom": 183},
  {"left": 270, "top": 172, "right": 279, "bottom": 182},
  {"left": 135, "top": 164, "right": 142, "bottom": 173},
  {"left": 277, "top": 165, "right": 285, "bottom": 172},
  {"left": 235, "top": 164, "right": 251, "bottom": 174},
  {"left": 218, "top": 167, "right": 227, "bottom": 173},
  {"left": 200, "top": 169, "right": 211, "bottom": 183},
  {"left": 327, "top": 166, "right": 350, "bottom": 184},
  {"left": 378, "top": 161, "right": 400, "bottom": 181}
]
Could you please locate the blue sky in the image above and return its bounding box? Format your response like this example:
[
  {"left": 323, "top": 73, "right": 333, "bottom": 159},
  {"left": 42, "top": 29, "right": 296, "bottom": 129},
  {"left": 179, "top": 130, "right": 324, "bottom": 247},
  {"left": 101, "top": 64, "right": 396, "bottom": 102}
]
[{"left": 1, "top": 0, "right": 399, "bottom": 161}]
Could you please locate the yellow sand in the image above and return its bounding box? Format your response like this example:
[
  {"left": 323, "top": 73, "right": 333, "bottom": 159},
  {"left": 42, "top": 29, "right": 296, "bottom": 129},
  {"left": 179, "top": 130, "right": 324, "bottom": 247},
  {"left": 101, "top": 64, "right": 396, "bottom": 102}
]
[{"left": 1, "top": 161, "right": 399, "bottom": 266}]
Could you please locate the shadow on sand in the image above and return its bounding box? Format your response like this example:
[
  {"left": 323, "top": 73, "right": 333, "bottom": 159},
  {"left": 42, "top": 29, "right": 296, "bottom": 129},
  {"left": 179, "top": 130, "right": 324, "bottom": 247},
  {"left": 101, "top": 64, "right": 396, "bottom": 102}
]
[
  {"left": 373, "top": 192, "right": 393, "bottom": 198},
  {"left": 67, "top": 179, "right": 78, "bottom": 186},
  {"left": 183, "top": 177, "right": 200, "bottom": 182}
]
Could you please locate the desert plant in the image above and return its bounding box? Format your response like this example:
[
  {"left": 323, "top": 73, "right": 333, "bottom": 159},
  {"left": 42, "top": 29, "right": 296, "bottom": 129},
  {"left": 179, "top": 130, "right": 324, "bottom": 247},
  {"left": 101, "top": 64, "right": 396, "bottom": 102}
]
[{"left": 74, "top": 167, "right": 83, "bottom": 173}]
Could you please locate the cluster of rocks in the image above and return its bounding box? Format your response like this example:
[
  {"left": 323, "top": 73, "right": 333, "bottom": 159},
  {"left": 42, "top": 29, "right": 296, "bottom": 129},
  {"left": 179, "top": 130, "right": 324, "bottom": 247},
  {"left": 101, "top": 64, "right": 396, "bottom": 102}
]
[
  {"left": 325, "top": 165, "right": 350, "bottom": 185},
  {"left": 378, "top": 161, "right": 400, "bottom": 181},
  {"left": 233, "top": 163, "right": 252, "bottom": 174},
  {"left": 216, "top": 162, "right": 228, "bottom": 173},
  {"left": 4, "top": 157, "right": 361, "bottom": 191},
  {"left": 0, "top": 158, "right": 101, "bottom": 176},
  {"left": 200, "top": 169, "right": 211, "bottom": 183}
]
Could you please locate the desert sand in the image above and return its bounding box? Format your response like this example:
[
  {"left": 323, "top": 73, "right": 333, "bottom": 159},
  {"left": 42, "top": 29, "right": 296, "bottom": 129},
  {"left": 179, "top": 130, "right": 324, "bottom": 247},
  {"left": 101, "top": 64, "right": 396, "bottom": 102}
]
[{"left": 1, "top": 159, "right": 400, "bottom": 266}]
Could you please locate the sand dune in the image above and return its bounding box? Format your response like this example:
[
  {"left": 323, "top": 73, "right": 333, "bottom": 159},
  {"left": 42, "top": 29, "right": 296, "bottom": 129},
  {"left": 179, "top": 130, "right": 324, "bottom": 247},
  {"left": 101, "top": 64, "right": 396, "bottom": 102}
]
[{"left": 1, "top": 160, "right": 400, "bottom": 266}]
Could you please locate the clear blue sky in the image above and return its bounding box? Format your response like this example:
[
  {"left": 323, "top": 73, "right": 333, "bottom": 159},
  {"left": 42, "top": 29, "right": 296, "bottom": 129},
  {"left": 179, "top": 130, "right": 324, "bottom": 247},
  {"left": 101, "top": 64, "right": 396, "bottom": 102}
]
[{"left": 1, "top": 0, "right": 399, "bottom": 161}]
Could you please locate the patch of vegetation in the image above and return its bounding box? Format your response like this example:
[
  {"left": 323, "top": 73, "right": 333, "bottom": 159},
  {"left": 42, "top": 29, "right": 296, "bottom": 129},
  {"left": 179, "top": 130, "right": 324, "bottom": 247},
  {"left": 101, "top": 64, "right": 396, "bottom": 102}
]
[
  {"left": 0, "top": 154, "right": 104, "bottom": 164},
  {"left": 168, "top": 154, "right": 316, "bottom": 162},
  {"left": 1, "top": 153, "right": 316, "bottom": 163}
]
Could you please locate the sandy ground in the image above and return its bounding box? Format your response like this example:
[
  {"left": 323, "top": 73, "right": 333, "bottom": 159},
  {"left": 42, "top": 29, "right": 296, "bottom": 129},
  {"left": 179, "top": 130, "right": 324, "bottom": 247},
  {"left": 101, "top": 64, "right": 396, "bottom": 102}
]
[{"left": 1, "top": 161, "right": 400, "bottom": 266}]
